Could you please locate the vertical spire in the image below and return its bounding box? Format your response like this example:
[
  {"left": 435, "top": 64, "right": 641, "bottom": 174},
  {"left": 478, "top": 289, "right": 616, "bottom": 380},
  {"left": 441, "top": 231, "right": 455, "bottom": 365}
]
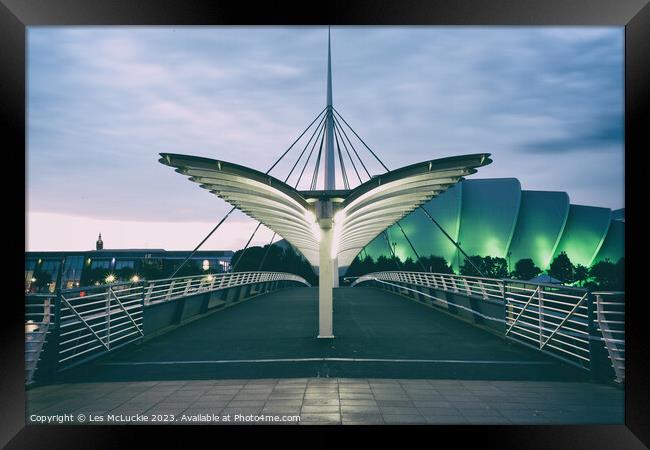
[
  {"left": 324, "top": 26, "right": 336, "bottom": 190},
  {"left": 327, "top": 26, "right": 333, "bottom": 108}
]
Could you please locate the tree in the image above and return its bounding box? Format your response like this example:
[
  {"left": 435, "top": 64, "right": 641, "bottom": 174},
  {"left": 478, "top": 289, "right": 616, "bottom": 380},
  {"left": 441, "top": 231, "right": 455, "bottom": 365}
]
[
  {"left": 573, "top": 264, "right": 590, "bottom": 287},
  {"left": 511, "top": 258, "right": 541, "bottom": 280},
  {"left": 460, "top": 255, "right": 485, "bottom": 277},
  {"left": 589, "top": 257, "right": 624, "bottom": 291},
  {"left": 231, "top": 244, "right": 317, "bottom": 286},
  {"left": 419, "top": 255, "right": 453, "bottom": 274},
  {"left": 484, "top": 256, "right": 509, "bottom": 278},
  {"left": 403, "top": 257, "right": 419, "bottom": 272},
  {"left": 548, "top": 251, "right": 575, "bottom": 284},
  {"left": 460, "top": 255, "right": 508, "bottom": 278}
]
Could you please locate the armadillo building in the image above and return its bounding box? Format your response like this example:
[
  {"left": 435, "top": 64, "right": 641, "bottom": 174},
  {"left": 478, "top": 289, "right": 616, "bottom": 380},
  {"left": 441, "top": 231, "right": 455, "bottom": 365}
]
[{"left": 363, "top": 178, "right": 625, "bottom": 272}]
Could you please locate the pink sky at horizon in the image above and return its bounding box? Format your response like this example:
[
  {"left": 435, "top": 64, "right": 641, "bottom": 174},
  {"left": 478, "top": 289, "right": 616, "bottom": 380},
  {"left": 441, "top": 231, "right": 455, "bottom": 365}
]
[{"left": 26, "top": 212, "right": 276, "bottom": 252}]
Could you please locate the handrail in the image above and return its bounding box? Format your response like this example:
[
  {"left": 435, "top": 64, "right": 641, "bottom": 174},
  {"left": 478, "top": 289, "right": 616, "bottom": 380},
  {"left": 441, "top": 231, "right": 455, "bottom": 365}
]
[
  {"left": 24, "top": 271, "right": 310, "bottom": 380},
  {"left": 351, "top": 270, "right": 624, "bottom": 380}
]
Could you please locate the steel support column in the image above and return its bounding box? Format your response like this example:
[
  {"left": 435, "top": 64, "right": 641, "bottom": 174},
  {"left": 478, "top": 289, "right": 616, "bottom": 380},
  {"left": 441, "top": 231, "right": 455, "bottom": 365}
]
[{"left": 318, "top": 217, "right": 334, "bottom": 338}]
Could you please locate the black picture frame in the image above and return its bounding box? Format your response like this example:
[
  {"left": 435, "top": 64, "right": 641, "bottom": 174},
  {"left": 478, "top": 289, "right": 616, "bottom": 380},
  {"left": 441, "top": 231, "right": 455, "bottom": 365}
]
[{"left": 2, "top": 0, "right": 647, "bottom": 447}]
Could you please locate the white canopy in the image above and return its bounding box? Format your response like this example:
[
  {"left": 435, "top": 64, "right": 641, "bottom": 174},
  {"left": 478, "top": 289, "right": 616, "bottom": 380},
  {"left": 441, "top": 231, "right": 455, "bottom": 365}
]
[{"left": 160, "top": 153, "right": 492, "bottom": 268}]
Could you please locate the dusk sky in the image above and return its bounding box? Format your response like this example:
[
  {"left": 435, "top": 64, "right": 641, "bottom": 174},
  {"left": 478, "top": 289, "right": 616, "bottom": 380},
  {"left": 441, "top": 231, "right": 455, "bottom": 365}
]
[{"left": 26, "top": 26, "right": 624, "bottom": 252}]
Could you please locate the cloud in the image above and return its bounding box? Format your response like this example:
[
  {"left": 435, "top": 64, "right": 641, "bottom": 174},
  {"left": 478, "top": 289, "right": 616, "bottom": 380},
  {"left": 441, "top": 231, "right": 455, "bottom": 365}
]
[
  {"left": 522, "top": 113, "right": 624, "bottom": 153},
  {"left": 26, "top": 27, "right": 624, "bottom": 250}
]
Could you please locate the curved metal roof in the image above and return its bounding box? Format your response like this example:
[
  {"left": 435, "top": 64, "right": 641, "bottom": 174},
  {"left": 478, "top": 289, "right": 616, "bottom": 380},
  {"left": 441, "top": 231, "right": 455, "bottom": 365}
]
[{"left": 159, "top": 153, "right": 492, "bottom": 268}]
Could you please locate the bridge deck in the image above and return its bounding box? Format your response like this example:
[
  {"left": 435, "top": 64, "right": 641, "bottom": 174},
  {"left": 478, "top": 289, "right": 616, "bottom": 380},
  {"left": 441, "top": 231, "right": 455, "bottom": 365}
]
[
  {"left": 29, "top": 287, "right": 624, "bottom": 425},
  {"left": 61, "top": 286, "right": 586, "bottom": 382}
]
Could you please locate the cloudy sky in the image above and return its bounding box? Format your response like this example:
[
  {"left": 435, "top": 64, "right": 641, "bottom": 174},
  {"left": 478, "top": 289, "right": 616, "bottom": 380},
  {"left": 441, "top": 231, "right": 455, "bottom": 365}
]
[{"left": 26, "top": 26, "right": 624, "bottom": 251}]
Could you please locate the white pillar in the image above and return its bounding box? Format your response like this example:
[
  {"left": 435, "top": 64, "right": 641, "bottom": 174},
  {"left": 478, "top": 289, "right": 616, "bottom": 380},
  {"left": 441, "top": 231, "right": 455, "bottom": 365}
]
[
  {"left": 332, "top": 256, "right": 339, "bottom": 288},
  {"left": 318, "top": 218, "right": 334, "bottom": 338}
]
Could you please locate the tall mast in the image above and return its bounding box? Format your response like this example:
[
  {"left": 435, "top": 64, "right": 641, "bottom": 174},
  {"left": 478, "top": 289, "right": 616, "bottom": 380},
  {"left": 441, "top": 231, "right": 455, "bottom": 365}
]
[{"left": 323, "top": 27, "right": 336, "bottom": 190}]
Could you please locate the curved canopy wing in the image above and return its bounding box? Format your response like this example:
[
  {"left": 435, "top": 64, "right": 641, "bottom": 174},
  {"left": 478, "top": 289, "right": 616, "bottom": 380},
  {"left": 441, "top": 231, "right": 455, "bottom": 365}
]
[
  {"left": 335, "top": 154, "right": 492, "bottom": 267},
  {"left": 159, "top": 152, "right": 491, "bottom": 269}
]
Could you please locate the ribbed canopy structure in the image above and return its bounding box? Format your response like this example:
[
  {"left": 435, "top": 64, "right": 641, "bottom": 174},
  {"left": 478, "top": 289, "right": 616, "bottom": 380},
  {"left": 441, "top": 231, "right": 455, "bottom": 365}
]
[{"left": 159, "top": 153, "right": 492, "bottom": 268}]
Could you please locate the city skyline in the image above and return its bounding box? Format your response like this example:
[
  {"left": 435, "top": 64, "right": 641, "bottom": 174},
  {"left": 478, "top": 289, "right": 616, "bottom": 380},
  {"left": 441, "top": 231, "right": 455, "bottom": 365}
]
[{"left": 27, "top": 26, "right": 624, "bottom": 251}]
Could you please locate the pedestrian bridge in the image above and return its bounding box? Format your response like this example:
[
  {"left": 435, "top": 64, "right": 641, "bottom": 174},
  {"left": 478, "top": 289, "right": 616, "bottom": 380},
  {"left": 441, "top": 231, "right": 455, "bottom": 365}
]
[{"left": 25, "top": 270, "right": 624, "bottom": 386}]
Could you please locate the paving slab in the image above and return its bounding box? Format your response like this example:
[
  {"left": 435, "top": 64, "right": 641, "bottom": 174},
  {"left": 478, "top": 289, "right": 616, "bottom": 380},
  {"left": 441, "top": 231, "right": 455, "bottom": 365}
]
[{"left": 27, "top": 377, "right": 623, "bottom": 425}]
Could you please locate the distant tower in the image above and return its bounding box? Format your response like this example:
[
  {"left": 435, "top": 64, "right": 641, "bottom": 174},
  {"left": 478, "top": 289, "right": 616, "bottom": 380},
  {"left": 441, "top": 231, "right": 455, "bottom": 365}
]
[{"left": 96, "top": 233, "right": 104, "bottom": 251}]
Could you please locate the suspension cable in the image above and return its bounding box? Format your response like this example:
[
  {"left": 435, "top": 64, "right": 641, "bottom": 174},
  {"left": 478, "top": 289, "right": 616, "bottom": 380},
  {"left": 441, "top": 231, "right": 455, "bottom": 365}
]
[
  {"left": 395, "top": 221, "right": 427, "bottom": 272},
  {"left": 231, "top": 222, "right": 263, "bottom": 272},
  {"left": 331, "top": 109, "right": 481, "bottom": 277},
  {"left": 266, "top": 107, "right": 327, "bottom": 175},
  {"left": 334, "top": 128, "right": 350, "bottom": 189},
  {"left": 418, "top": 205, "right": 485, "bottom": 277},
  {"left": 333, "top": 120, "right": 363, "bottom": 185},
  {"left": 169, "top": 206, "right": 237, "bottom": 278},
  {"left": 171, "top": 108, "right": 327, "bottom": 278},
  {"left": 285, "top": 113, "right": 328, "bottom": 183},
  {"left": 331, "top": 113, "right": 371, "bottom": 179},
  {"left": 310, "top": 125, "right": 326, "bottom": 190},
  {"left": 383, "top": 231, "right": 402, "bottom": 270},
  {"left": 294, "top": 118, "right": 327, "bottom": 189},
  {"left": 332, "top": 107, "right": 389, "bottom": 172},
  {"left": 258, "top": 232, "right": 277, "bottom": 271}
]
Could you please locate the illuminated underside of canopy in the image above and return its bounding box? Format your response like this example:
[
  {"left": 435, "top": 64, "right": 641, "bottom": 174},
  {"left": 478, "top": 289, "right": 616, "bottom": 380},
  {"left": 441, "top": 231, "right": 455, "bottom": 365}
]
[{"left": 159, "top": 153, "right": 492, "bottom": 268}]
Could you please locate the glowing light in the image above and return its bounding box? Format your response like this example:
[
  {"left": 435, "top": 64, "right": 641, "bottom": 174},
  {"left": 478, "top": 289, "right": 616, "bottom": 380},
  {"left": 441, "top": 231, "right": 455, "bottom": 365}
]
[
  {"left": 206, "top": 274, "right": 215, "bottom": 282},
  {"left": 105, "top": 274, "right": 116, "bottom": 283},
  {"left": 202, "top": 259, "right": 210, "bottom": 271},
  {"left": 30, "top": 277, "right": 37, "bottom": 283},
  {"left": 131, "top": 275, "right": 140, "bottom": 283},
  {"left": 25, "top": 320, "right": 39, "bottom": 333}
]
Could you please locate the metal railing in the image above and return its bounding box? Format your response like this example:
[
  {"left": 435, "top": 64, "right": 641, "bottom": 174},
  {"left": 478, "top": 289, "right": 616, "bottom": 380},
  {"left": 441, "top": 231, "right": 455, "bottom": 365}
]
[
  {"left": 352, "top": 271, "right": 624, "bottom": 380},
  {"left": 57, "top": 282, "right": 145, "bottom": 367},
  {"left": 25, "top": 293, "right": 57, "bottom": 384},
  {"left": 593, "top": 291, "right": 625, "bottom": 383},
  {"left": 503, "top": 280, "right": 590, "bottom": 370},
  {"left": 351, "top": 271, "right": 504, "bottom": 300},
  {"left": 25, "top": 271, "right": 310, "bottom": 380},
  {"left": 141, "top": 271, "right": 309, "bottom": 305}
]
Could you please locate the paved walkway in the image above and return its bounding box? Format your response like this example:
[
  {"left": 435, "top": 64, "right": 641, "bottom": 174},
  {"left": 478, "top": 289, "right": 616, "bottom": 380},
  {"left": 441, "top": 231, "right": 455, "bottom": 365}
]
[{"left": 27, "top": 378, "right": 623, "bottom": 425}]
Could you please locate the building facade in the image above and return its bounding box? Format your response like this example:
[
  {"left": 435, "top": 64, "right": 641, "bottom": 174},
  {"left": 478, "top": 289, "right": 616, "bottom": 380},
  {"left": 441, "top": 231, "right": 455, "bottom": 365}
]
[
  {"left": 25, "top": 247, "right": 233, "bottom": 293},
  {"left": 362, "top": 178, "right": 624, "bottom": 272}
]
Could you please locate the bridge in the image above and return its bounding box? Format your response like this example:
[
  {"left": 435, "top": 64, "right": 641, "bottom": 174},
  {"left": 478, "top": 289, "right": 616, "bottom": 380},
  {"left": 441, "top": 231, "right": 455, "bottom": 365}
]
[
  {"left": 25, "top": 270, "right": 624, "bottom": 425},
  {"left": 24, "top": 29, "right": 625, "bottom": 426}
]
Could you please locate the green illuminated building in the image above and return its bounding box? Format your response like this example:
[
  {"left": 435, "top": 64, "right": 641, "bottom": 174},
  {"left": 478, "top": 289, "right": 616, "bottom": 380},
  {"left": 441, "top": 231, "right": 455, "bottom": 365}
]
[{"left": 362, "top": 178, "right": 624, "bottom": 272}]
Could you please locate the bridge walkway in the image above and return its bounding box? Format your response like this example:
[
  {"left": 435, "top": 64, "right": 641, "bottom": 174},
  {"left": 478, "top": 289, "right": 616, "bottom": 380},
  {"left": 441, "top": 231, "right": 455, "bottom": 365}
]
[{"left": 57, "top": 286, "right": 587, "bottom": 383}]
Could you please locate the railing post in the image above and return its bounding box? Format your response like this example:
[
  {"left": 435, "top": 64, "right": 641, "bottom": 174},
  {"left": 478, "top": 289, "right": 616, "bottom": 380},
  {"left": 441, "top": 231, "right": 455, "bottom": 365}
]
[
  {"left": 106, "top": 287, "right": 112, "bottom": 350},
  {"left": 502, "top": 280, "right": 507, "bottom": 331},
  {"left": 587, "top": 293, "right": 616, "bottom": 381},
  {"left": 32, "top": 291, "right": 63, "bottom": 382},
  {"left": 166, "top": 280, "right": 176, "bottom": 301},
  {"left": 538, "top": 286, "right": 543, "bottom": 348},
  {"left": 478, "top": 279, "right": 488, "bottom": 299}
]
